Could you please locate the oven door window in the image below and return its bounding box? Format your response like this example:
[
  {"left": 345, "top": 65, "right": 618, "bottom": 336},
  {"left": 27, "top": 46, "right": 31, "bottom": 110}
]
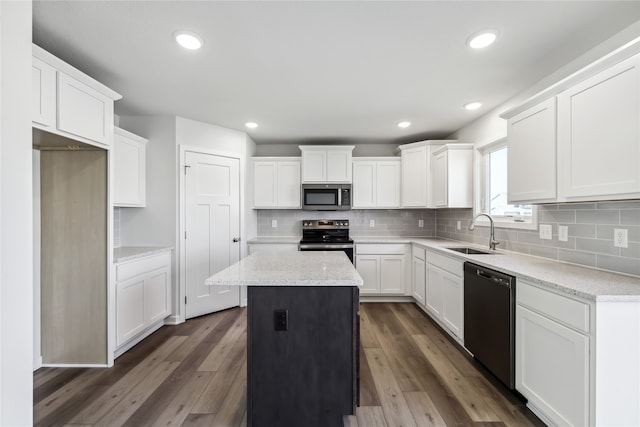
[{"left": 304, "top": 189, "right": 337, "bottom": 206}]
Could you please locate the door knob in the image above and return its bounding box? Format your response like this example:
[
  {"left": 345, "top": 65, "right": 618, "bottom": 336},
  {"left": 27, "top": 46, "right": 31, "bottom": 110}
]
[{"left": 232, "top": 237, "right": 241, "bottom": 243}]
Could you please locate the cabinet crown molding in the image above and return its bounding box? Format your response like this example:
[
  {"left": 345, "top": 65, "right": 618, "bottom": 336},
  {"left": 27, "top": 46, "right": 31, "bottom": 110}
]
[{"left": 115, "top": 126, "right": 148, "bottom": 144}]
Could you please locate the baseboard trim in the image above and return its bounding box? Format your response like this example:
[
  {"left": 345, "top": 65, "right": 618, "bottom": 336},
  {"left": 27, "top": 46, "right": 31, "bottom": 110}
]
[
  {"left": 360, "top": 296, "right": 414, "bottom": 303},
  {"left": 164, "top": 315, "right": 184, "bottom": 325},
  {"left": 33, "top": 356, "right": 43, "bottom": 372},
  {"left": 114, "top": 319, "right": 166, "bottom": 359}
]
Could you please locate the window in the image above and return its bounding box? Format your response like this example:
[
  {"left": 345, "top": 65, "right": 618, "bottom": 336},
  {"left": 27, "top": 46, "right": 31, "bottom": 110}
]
[{"left": 475, "top": 139, "right": 537, "bottom": 229}]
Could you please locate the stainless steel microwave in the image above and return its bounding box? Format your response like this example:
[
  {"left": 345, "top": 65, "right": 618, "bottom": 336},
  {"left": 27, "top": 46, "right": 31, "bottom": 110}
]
[{"left": 301, "top": 184, "right": 351, "bottom": 210}]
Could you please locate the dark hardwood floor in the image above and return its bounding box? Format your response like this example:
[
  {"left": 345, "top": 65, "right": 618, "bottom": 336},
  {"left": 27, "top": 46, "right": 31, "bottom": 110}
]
[{"left": 34, "top": 303, "right": 544, "bottom": 427}]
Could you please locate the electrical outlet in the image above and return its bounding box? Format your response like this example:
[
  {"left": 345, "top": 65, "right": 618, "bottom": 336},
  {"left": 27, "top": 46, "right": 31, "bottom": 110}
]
[
  {"left": 418, "top": 219, "right": 424, "bottom": 228},
  {"left": 274, "top": 309, "right": 288, "bottom": 331},
  {"left": 614, "top": 228, "right": 628, "bottom": 248},
  {"left": 271, "top": 219, "right": 277, "bottom": 228},
  {"left": 369, "top": 219, "right": 375, "bottom": 228},
  {"left": 539, "top": 224, "right": 553, "bottom": 240},
  {"left": 457, "top": 221, "right": 461, "bottom": 230},
  {"left": 558, "top": 225, "right": 568, "bottom": 242}
]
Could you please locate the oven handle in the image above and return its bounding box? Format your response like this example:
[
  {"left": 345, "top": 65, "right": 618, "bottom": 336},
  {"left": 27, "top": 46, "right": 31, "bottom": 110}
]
[{"left": 299, "top": 243, "right": 354, "bottom": 250}]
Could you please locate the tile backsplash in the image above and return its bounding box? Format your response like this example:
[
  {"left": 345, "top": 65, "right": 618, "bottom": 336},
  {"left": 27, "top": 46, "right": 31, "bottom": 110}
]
[
  {"left": 257, "top": 209, "right": 436, "bottom": 237},
  {"left": 436, "top": 201, "right": 640, "bottom": 277}
]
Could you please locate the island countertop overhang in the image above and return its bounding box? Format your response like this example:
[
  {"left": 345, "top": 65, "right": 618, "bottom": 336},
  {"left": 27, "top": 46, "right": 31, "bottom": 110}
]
[{"left": 205, "top": 251, "right": 363, "bottom": 287}]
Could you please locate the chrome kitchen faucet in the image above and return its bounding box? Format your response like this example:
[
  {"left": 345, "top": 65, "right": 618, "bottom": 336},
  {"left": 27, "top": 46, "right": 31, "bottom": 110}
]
[{"left": 469, "top": 213, "right": 499, "bottom": 251}]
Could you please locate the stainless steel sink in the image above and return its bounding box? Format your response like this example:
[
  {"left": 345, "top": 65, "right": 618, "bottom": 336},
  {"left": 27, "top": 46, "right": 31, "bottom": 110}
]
[{"left": 445, "top": 247, "right": 497, "bottom": 255}]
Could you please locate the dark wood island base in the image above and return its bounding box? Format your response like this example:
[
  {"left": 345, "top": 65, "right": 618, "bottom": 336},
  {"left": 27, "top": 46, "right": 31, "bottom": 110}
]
[{"left": 247, "top": 286, "right": 359, "bottom": 427}]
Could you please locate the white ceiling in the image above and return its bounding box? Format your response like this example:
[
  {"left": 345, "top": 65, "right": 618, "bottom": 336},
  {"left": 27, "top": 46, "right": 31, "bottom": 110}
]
[{"left": 33, "top": 1, "right": 640, "bottom": 144}]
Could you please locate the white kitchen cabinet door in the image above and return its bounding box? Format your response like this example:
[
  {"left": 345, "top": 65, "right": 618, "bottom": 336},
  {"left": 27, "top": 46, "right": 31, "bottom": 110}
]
[
  {"left": 356, "top": 255, "right": 380, "bottom": 295},
  {"left": 376, "top": 160, "right": 401, "bottom": 208},
  {"left": 352, "top": 161, "right": 376, "bottom": 208},
  {"left": 277, "top": 160, "right": 301, "bottom": 208},
  {"left": 113, "top": 127, "right": 147, "bottom": 207},
  {"left": 441, "top": 270, "right": 463, "bottom": 339},
  {"left": 253, "top": 161, "right": 278, "bottom": 207},
  {"left": 401, "top": 145, "right": 428, "bottom": 207},
  {"left": 433, "top": 150, "right": 448, "bottom": 207},
  {"left": 516, "top": 304, "right": 590, "bottom": 427},
  {"left": 432, "top": 144, "right": 473, "bottom": 208},
  {"left": 425, "top": 266, "right": 444, "bottom": 318},
  {"left": 144, "top": 269, "right": 171, "bottom": 325},
  {"left": 302, "top": 150, "right": 326, "bottom": 182},
  {"left": 379, "top": 255, "right": 406, "bottom": 295},
  {"left": 57, "top": 72, "right": 114, "bottom": 147},
  {"left": 507, "top": 97, "right": 557, "bottom": 203},
  {"left": 116, "top": 278, "right": 146, "bottom": 347},
  {"left": 557, "top": 54, "right": 640, "bottom": 201},
  {"left": 412, "top": 255, "right": 426, "bottom": 306},
  {"left": 326, "top": 149, "right": 352, "bottom": 182},
  {"left": 32, "top": 57, "right": 56, "bottom": 128}
]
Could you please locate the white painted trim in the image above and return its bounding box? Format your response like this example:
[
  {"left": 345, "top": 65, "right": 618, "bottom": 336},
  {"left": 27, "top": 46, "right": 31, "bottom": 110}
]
[
  {"left": 114, "top": 319, "right": 166, "bottom": 359},
  {"left": 360, "top": 296, "right": 413, "bottom": 303},
  {"left": 164, "top": 315, "right": 184, "bottom": 326},
  {"left": 106, "top": 149, "right": 114, "bottom": 367},
  {"left": 178, "top": 145, "right": 244, "bottom": 321},
  {"left": 41, "top": 363, "right": 110, "bottom": 368}
]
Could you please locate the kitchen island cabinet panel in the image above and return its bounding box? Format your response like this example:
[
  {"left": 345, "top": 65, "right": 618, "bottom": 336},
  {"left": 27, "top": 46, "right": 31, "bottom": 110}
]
[{"left": 247, "top": 286, "right": 358, "bottom": 427}]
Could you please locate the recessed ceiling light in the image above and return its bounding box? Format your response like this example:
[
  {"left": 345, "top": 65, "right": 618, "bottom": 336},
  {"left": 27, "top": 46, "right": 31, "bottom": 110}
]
[
  {"left": 397, "top": 121, "right": 411, "bottom": 128},
  {"left": 245, "top": 122, "right": 259, "bottom": 129},
  {"left": 467, "top": 30, "right": 499, "bottom": 49},
  {"left": 174, "top": 31, "right": 204, "bottom": 50},
  {"left": 464, "top": 102, "right": 483, "bottom": 110}
]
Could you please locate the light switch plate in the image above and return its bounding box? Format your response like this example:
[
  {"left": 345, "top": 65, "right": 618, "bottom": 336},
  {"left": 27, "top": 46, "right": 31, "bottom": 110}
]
[
  {"left": 457, "top": 221, "right": 461, "bottom": 230},
  {"left": 614, "top": 228, "right": 628, "bottom": 248},
  {"left": 418, "top": 219, "right": 424, "bottom": 228},
  {"left": 558, "top": 225, "right": 568, "bottom": 242},
  {"left": 539, "top": 224, "right": 553, "bottom": 240},
  {"left": 271, "top": 219, "right": 277, "bottom": 228},
  {"left": 369, "top": 219, "right": 375, "bottom": 228}
]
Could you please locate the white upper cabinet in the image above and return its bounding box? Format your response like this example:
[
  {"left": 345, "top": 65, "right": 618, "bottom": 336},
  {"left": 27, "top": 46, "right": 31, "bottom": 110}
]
[
  {"left": 507, "top": 97, "right": 557, "bottom": 203},
  {"left": 252, "top": 158, "right": 301, "bottom": 209},
  {"left": 32, "top": 57, "right": 56, "bottom": 128},
  {"left": 352, "top": 158, "right": 401, "bottom": 209},
  {"left": 399, "top": 140, "right": 456, "bottom": 208},
  {"left": 299, "top": 146, "right": 354, "bottom": 183},
  {"left": 557, "top": 54, "right": 640, "bottom": 201},
  {"left": 113, "top": 127, "right": 147, "bottom": 207},
  {"left": 502, "top": 43, "right": 640, "bottom": 203},
  {"left": 432, "top": 144, "right": 473, "bottom": 208},
  {"left": 32, "top": 44, "right": 121, "bottom": 149}
]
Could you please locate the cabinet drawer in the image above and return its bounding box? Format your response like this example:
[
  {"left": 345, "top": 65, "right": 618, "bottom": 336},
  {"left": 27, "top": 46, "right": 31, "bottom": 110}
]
[
  {"left": 426, "top": 251, "right": 462, "bottom": 277},
  {"left": 116, "top": 251, "right": 171, "bottom": 282},
  {"left": 517, "top": 280, "right": 590, "bottom": 333},
  {"left": 356, "top": 244, "right": 407, "bottom": 255},
  {"left": 413, "top": 246, "right": 426, "bottom": 261}
]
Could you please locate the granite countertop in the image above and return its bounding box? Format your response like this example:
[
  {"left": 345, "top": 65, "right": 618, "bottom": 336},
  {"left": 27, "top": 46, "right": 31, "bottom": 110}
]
[
  {"left": 114, "top": 246, "right": 173, "bottom": 263},
  {"left": 206, "top": 251, "right": 363, "bottom": 287},
  {"left": 247, "top": 236, "right": 301, "bottom": 244}
]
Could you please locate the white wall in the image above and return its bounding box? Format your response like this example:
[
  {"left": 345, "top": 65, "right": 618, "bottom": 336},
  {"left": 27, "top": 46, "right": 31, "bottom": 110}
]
[
  {"left": 0, "top": 1, "right": 33, "bottom": 424},
  {"left": 448, "top": 20, "right": 640, "bottom": 144}
]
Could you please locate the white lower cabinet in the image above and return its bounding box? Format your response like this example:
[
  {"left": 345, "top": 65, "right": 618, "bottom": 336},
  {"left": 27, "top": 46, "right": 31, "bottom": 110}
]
[
  {"left": 516, "top": 280, "right": 590, "bottom": 427},
  {"left": 411, "top": 246, "right": 426, "bottom": 305},
  {"left": 356, "top": 244, "right": 409, "bottom": 296},
  {"left": 115, "top": 250, "right": 172, "bottom": 350},
  {"left": 417, "top": 248, "right": 464, "bottom": 342}
]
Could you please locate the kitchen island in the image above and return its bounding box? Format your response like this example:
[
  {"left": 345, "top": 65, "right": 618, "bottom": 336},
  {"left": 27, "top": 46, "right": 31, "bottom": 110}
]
[{"left": 206, "top": 251, "right": 363, "bottom": 427}]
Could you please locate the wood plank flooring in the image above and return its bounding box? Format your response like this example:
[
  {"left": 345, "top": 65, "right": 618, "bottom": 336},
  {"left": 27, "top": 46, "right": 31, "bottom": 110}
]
[{"left": 34, "top": 303, "right": 544, "bottom": 427}]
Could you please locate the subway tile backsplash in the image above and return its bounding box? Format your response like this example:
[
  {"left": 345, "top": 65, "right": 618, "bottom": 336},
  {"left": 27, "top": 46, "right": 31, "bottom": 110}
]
[
  {"left": 436, "top": 200, "right": 640, "bottom": 277},
  {"left": 257, "top": 209, "right": 436, "bottom": 237}
]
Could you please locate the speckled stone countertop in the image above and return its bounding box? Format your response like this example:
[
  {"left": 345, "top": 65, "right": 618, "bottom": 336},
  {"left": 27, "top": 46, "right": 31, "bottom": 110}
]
[
  {"left": 353, "top": 236, "right": 640, "bottom": 302},
  {"left": 206, "top": 251, "right": 363, "bottom": 287},
  {"left": 247, "top": 236, "right": 301, "bottom": 244},
  {"left": 114, "top": 246, "right": 173, "bottom": 263},
  {"left": 245, "top": 235, "right": 640, "bottom": 300}
]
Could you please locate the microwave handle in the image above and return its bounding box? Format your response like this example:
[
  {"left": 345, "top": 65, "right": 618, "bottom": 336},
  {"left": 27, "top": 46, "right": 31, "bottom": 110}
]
[{"left": 338, "top": 188, "right": 342, "bottom": 206}]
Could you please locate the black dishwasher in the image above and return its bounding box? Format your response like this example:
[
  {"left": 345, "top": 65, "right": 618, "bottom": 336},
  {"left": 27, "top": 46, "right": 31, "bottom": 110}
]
[{"left": 464, "top": 262, "right": 515, "bottom": 389}]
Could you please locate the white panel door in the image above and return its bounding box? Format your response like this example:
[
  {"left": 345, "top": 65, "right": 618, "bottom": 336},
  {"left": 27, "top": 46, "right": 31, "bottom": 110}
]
[
  {"left": 277, "top": 160, "right": 301, "bottom": 208},
  {"left": 253, "top": 160, "right": 277, "bottom": 207},
  {"left": 401, "top": 146, "right": 427, "bottom": 207},
  {"left": 516, "top": 305, "right": 589, "bottom": 427},
  {"left": 352, "top": 161, "right": 376, "bottom": 208},
  {"left": 326, "top": 150, "right": 351, "bottom": 182},
  {"left": 376, "top": 161, "right": 401, "bottom": 208},
  {"left": 442, "top": 271, "right": 463, "bottom": 339},
  {"left": 508, "top": 97, "right": 557, "bottom": 203},
  {"left": 379, "top": 255, "right": 405, "bottom": 294},
  {"left": 116, "top": 278, "right": 145, "bottom": 346},
  {"left": 412, "top": 256, "right": 426, "bottom": 306},
  {"left": 302, "top": 150, "right": 326, "bottom": 182},
  {"left": 426, "top": 266, "right": 443, "bottom": 318},
  {"left": 144, "top": 269, "right": 170, "bottom": 325},
  {"left": 558, "top": 54, "right": 640, "bottom": 200},
  {"left": 185, "top": 151, "right": 240, "bottom": 318},
  {"left": 355, "top": 255, "right": 380, "bottom": 294},
  {"left": 32, "top": 57, "right": 56, "bottom": 128},
  {"left": 433, "top": 151, "right": 448, "bottom": 207}
]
